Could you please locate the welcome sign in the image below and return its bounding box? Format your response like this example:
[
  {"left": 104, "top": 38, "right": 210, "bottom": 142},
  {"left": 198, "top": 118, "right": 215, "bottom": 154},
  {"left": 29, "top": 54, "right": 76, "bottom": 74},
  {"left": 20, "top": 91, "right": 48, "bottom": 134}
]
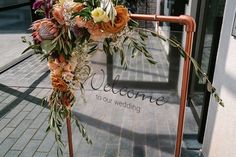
[{"left": 72, "top": 47, "right": 181, "bottom": 157}]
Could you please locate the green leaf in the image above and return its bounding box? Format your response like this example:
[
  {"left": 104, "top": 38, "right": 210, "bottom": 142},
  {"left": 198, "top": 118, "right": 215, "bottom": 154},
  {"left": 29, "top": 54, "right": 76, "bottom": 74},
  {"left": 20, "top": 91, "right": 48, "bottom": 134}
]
[
  {"left": 22, "top": 45, "right": 33, "bottom": 54},
  {"left": 88, "top": 44, "right": 98, "bottom": 54},
  {"left": 147, "top": 58, "right": 157, "bottom": 64},
  {"left": 128, "top": 19, "right": 139, "bottom": 28},
  {"left": 41, "top": 40, "right": 56, "bottom": 54},
  {"left": 46, "top": 125, "right": 51, "bottom": 133}
]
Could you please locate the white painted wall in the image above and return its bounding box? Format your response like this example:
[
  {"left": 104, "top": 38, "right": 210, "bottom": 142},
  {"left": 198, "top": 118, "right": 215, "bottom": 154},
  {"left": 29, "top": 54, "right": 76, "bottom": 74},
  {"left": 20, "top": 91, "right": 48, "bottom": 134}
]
[{"left": 202, "top": 0, "right": 236, "bottom": 157}]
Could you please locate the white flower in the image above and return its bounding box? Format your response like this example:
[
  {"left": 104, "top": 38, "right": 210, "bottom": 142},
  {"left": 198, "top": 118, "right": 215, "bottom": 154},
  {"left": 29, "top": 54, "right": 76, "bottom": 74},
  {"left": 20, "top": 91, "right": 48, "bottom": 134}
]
[
  {"left": 62, "top": 72, "right": 74, "bottom": 82},
  {"left": 91, "top": 7, "right": 109, "bottom": 23}
]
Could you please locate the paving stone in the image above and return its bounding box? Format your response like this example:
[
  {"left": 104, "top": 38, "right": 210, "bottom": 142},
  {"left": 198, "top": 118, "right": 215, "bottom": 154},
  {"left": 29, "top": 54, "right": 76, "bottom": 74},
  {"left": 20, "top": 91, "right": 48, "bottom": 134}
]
[
  {"left": 75, "top": 141, "right": 92, "bottom": 157},
  {"left": 23, "top": 102, "right": 37, "bottom": 112},
  {"left": 107, "top": 108, "right": 124, "bottom": 144},
  {"left": 0, "top": 127, "right": 14, "bottom": 144},
  {"left": 72, "top": 125, "right": 84, "bottom": 156},
  {"left": 7, "top": 111, "right": 29, "bottom": 128},
  {"left": 0, "top": 95, "right": 7, "bottom": 102},
  {"left": 0, "top": 118, "right": 11, "bottom": 132},
  {"left": 47, "top": 143, "right": 58, "bottom": 157},
  {"left": 25, "top": 105, "right": 44, "bottom": 120},
  {"left": 119, "top": 138, "right": 133, "bottom": 157},
  {"left": 0, "top": 91, "right": 11, "bottom": 97},
  {"left": 37, "top": 131, "right": 55, "bottom": 152},
  {"left": 0, "top": 138, "right": 17, "bottom": 156},
  {"left": 29, "top": 112, "right": 49, "bottom": 129},
  {"left": 18, "top": 140, "right": 41, "bottom": 157},
  {"left": 146, "top": 147, "right": 161, "bottom": 157},
  {"left": 104, "top": 144, "right": 119, "bottom": 157},
  {"left": 11, "top": 129, "right": 37, "bottom": 150},
  {"left": 42, "top": 107, "right": 50, "bottom": 113},
  {"left": 4, "top": 150, "right": 21, "bottom": 157},
  {"left": 4, "top": 100, "right": 28, "bottom": 119},
  {"left": 33, "top": 121, "right": 48, "bottom": 140},
  {"left": 159, "top": 147, "right": 174, "bottom": 157},
  {"left": 9, "top": 119, "right": 33, "bottom": 138},
  {"left": 0, "top": 103, "right": 9, "bottom": 111},
  {"left": 33, "top": 152, "right": 48, "bottom": 157},
  {"left": 133, "top": 145, "right": 146, "bottom": 157},
  {"left": 1, "top": 95, "right": 17, "bottom": 104},
  {"left": 74, "top": 124, "right": 96, "bottom": 157},
  {"left": 157, "top": 120, "right": 175, "bottom": 149},
  {"left": 89, "top": 137, "right": 106, "bottom": 157}
]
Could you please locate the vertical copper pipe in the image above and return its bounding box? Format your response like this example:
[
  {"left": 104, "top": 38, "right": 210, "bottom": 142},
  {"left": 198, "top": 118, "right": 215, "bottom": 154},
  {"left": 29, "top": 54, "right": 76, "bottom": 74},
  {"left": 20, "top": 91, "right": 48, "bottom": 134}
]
[
  {"left": 130, "top": 14, "right": 196, "bottom": 157},
  {"left": 66, "top": 117, "right": 74, "bottom": 157},
  {"left": 174, "top": 31, "right": 194, "bottom": 157}
]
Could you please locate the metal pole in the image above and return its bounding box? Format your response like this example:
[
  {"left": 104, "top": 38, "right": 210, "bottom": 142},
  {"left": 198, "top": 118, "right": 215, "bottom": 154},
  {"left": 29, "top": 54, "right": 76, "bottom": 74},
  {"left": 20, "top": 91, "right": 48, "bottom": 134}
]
[
  {"left": 66, "top": 117, "right": 74, "bottom": 157},
  {"left": 175, "top": 30, "right": 194, "bottom": 157},
  {"left": 130, "top": 14, "right": 196, "bottom": 157}
]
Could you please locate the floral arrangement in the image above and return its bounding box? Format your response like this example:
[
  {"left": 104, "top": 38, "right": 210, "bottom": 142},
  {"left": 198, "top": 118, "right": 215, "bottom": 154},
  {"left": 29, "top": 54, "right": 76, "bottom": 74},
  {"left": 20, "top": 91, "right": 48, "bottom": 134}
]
[
  {"left": 22, "top": 0, "right": 224, "bottom": 156},
  {"left": 22, "top": 0, "right": 157, "bottom": 155}
]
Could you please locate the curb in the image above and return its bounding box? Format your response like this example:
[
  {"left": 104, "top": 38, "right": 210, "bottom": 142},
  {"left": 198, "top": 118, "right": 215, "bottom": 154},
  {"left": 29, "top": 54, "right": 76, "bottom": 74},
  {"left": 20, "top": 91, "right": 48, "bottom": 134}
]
[{"left": 0, "top": 51, "right": 33, "bottom": 74}]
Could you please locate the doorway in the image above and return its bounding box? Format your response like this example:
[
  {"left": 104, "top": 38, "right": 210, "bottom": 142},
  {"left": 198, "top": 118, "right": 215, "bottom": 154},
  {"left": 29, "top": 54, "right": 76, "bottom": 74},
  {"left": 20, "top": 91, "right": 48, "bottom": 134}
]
[{"left": 188, "top": 0, "right": 226, "bottom": 143}]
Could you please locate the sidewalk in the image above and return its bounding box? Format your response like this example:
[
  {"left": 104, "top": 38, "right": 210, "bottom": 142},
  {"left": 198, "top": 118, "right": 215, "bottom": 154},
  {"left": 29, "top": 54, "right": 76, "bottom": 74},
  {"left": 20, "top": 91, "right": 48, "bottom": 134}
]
[
  {"left": 0, "top": 34, "right": 33, "bottom": 73},
  {"left": 0, "top": 39, "right": 201, "bottom": 157}
]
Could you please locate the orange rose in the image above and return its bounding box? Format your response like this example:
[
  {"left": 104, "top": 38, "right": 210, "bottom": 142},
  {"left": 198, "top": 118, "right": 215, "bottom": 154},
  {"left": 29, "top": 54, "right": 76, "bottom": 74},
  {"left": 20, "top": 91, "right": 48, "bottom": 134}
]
[
  {"left": 52, "top": 6, "right": 65, "bottom": 25},
  {"left": 102, "top": 5, "right": 130, "bottom": 34},
  {"left": 51, "top": 75, "right": 68, "bottom": 92}
]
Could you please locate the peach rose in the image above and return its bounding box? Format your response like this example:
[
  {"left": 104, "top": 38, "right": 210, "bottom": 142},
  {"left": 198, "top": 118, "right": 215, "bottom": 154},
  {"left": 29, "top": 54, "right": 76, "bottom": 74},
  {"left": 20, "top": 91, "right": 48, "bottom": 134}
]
[
  {"left": 102, "top": 5, "right": 130, "bottom": 34},
  {"left": 51, "top": 75, "right": 68, "bottom": 92},
  {"left": 84, "top": 21, "right": 108, "bottom": 41},
  {"left": 52, "top": 6, "right": 65, "bottom": 25},
  {"left": 75, "top": 16, "right": 86, "bottom": 28},
  {"left": 48, "top": 61, "right": 63, "bottom": 76},
  {"left": 72, "top": 3, "right": 84, "bottom": 13}
]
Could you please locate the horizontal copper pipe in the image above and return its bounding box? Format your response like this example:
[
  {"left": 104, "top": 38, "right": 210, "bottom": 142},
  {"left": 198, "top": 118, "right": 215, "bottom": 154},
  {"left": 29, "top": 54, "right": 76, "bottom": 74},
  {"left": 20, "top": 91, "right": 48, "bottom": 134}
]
[{"left": 130, "top": 14, "right": 196, "bottom": 32}]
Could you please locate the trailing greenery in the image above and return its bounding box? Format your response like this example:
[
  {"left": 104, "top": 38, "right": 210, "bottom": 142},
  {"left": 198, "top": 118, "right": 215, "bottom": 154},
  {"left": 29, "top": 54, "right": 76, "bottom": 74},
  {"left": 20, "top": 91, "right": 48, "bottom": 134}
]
[{"left": 133, "top": 27, "right": 224, "bottom": 107}]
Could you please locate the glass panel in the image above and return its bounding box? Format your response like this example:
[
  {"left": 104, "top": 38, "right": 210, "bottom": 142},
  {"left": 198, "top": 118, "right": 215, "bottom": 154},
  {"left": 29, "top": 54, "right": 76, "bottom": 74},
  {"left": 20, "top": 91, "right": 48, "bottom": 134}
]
[
  {"left": 0, "top": 6, "right": 32, "bottom": 33},
  {"left": 190, "top": 0, "right": 226, "bottom": 119},
  {"left": 112, "top": 35, "right": 169, "bottom": 83},
  {"left": 73, "top": 32, "right": 179, "bottom": 157},
  {"left": 0, "top": 0, "right": 30, "bottom": 8}
]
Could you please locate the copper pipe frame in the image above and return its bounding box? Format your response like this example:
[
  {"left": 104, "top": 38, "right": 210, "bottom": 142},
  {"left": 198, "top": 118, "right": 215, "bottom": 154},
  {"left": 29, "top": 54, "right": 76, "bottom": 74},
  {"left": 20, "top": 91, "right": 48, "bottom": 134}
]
[
  {"left": 130, "top": 14, "right": 196, "bottom": 157},
  {"left": 66, "top": 14, "right": 195, "bottom": 157},
  {"left": 66, "top": 117, "right": 74, "bottom": 157}
]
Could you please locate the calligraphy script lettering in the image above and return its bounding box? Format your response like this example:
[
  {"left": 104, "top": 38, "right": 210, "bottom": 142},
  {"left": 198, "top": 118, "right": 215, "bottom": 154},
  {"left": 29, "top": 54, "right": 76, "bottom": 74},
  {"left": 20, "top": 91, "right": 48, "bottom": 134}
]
[{"left": 90, "top": 69, "right": 168, "bottom": 106}]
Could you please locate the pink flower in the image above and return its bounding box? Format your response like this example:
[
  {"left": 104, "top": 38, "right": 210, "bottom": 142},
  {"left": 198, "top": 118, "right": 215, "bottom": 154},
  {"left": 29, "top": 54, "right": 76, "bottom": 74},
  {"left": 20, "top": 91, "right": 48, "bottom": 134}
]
[{"left": 31, "top": 19, "right": 58, "bottom": 42}]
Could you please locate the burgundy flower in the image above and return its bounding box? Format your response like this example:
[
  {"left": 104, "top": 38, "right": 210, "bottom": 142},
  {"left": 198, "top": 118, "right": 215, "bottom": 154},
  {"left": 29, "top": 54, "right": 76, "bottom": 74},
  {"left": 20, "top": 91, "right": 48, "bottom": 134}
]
[{"left": 32, "top": 0, "right": 44, "bottom": 10}]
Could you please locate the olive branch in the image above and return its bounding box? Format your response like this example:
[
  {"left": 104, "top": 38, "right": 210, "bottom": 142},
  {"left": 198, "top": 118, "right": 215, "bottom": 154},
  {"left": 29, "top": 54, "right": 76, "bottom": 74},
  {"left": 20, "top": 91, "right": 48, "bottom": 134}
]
[{"left": 133, "top": 27, "right": 224, "bottom": 107}]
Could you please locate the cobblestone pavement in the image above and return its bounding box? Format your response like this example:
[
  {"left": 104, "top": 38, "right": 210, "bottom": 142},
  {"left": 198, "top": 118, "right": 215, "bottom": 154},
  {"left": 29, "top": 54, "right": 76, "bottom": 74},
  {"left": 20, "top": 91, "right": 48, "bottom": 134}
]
[{"left": 0, "top": 50, "right": 200, "bottom": 156}]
